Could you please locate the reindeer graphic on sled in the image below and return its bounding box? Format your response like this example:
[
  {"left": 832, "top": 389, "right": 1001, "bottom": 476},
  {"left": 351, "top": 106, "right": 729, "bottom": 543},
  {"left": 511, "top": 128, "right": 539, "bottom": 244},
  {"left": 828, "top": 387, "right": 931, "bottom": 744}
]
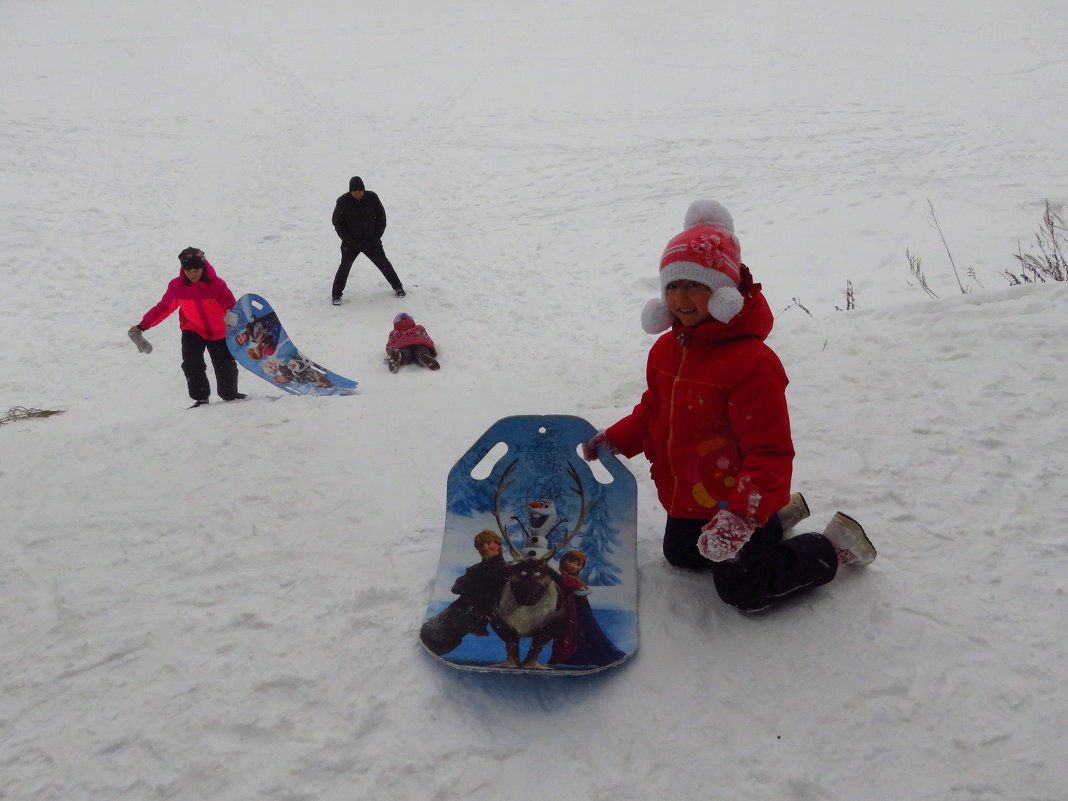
[{"left": 419, "top": 416, "right": 638, "bottom": 675}]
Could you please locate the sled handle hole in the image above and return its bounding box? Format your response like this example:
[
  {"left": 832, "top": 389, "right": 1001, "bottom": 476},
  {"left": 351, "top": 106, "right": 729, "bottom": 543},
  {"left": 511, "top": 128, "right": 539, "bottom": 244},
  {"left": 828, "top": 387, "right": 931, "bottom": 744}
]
[
  {"left": 576, "top": 444, "right": 615, "bottom": 485},
  {"left": 469, "top": 441, "right": 509, "bottom": 480}
]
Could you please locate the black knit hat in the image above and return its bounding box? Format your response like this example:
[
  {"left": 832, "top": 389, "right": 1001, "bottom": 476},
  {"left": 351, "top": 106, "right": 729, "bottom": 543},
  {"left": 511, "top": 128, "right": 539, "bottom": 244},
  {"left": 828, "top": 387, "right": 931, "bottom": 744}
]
[
  {"left": 349, "top": 176, "right": 365, "bottom": 191},
  {"left": 178, "top": 247, "right": 206, "bottom": 268}
]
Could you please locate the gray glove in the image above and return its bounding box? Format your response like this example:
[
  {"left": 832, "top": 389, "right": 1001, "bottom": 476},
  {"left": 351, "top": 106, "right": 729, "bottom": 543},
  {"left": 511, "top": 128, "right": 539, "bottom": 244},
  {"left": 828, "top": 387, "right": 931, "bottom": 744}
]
[{"left": 128, "top": 327, "right": 153, "bottom": 354}]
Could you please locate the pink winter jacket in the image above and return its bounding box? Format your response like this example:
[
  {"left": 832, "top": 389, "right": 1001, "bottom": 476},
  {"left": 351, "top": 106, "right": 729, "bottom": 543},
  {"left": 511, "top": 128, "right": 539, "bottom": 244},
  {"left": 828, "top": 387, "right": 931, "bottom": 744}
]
[
  {"left": 138, "top": 260, "right": 236, "bottom": 341},
  {"left": 386, "top": 317, "right": 436, "bottom": 354}
]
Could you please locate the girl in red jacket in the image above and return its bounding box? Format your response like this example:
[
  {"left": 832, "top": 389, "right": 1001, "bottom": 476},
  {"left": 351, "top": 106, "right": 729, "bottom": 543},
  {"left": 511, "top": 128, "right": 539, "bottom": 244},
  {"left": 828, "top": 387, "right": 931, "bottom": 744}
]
[
  {"left": 385, "top": 312, "right": 439, "bottom": 373},
  {"left": 583, "top": 201, "right": 875, "bottom": 612},
  {"left": 129, "top": 247, "right": 243, "bottom": 408}
]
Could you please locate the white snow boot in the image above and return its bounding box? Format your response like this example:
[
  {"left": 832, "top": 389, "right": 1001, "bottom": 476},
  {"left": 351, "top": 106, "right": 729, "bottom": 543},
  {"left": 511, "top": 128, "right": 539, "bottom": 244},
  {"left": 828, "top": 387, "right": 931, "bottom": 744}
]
[
  {"left": 822, "top": 512, "right": 876, "bottom": 567},
  {"left": 777, "top": 492, "right": 810, "bottom": 532}
]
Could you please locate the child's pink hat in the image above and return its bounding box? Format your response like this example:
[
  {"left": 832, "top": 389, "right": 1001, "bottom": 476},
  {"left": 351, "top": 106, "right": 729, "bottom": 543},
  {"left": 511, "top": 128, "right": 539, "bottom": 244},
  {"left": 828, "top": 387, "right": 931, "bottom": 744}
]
[{"left": 641, "top": 200, "right": 744, "bottom": 334}]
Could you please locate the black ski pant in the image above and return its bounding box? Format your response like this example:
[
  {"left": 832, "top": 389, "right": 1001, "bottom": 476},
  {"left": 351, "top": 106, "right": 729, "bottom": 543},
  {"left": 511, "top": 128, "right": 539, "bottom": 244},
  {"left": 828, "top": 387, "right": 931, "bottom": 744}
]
[
  {"left": 181, "top": 329, "right": 240, "bottom": 402},
  {"left": 332, "top": 239, "right": 402, "bottom": 298},
  {"left": 395, "top": 345, "right": 434, "bottom": 367},
  {"left": 663, "top": 513, "right": 838, "bottom": 612}
]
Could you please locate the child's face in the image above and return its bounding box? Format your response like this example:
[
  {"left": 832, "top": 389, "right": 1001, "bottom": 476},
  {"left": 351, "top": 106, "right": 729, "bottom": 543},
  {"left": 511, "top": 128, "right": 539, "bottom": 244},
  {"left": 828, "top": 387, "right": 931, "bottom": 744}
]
[
  {"left": 666, "top": 280, "right": 713, "bottom": 327},
  {"left": 560, "top": 555, "right": 583, "bottom": 576}
]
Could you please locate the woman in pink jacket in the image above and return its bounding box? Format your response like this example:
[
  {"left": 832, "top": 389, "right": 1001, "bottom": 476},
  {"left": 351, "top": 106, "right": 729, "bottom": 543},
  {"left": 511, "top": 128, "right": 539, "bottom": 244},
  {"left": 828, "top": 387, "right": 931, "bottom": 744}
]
[{"left": 129, "top": 247, "right": 243, "bottom": 408}]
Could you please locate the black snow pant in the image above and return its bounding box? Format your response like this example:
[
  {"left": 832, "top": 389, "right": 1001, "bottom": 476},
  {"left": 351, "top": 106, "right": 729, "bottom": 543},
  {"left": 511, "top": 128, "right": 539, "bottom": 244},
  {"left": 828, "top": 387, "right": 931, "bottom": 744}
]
[
  {"left": 396, "top": 345, "right": 434, "bottom": 367},
  {"left": 663, "top": 513, "right": 838, "bottom": 612},
  {"left": 181, "top": 329, "right": 240, "bottom": 402},
  {"left": 332, "top": 239, "right": 402, "bottom": 298}
]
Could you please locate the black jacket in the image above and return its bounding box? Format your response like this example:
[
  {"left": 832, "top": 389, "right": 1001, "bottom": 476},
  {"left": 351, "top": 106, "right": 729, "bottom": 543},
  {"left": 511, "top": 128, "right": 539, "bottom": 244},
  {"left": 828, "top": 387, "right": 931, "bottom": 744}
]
[
  {"left": 419, "top": 554, "right": 510, "bottom": 656},
  {"left": 332, "top": 191, "right": 387, "bottom": 245}
]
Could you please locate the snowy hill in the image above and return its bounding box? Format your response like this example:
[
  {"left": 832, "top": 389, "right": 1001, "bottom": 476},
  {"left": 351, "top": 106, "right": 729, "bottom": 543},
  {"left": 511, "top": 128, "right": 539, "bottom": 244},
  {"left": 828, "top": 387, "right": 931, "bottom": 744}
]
[{"left": 2, "top": 2, "right": 1066, "bottom": 800}]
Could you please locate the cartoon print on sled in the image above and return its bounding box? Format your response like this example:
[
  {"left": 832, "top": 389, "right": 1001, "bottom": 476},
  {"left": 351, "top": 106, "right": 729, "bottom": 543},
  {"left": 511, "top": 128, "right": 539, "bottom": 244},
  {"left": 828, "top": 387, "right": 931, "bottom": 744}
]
[
  {"left": 225, "top": 293, "right": 357, "bottom": 396},
  {"left": 419, "top": 415, "right": 637, "bottom": 674}
]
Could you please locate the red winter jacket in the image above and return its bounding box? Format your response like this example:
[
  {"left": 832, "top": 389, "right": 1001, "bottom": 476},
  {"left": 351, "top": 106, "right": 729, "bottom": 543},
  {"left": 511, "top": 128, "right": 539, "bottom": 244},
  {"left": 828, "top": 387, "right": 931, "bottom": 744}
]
[
  {"left": 605, "top": 287, "right": 793, "bottom": 525},
  {"left": 138, "top": 260, "right": 236, "bottom": 341},
  {"left": 386, "top": 317, "right": 436, "bottom": 354}
]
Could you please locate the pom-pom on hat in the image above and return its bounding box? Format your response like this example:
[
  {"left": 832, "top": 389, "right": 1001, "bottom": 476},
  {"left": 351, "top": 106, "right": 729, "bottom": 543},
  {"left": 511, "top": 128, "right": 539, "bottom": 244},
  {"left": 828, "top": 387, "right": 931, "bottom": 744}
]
[
  {"left": 393, "top": 312, "right": 412, "bottom": 324},
  {"left": 641, "top": 200, "right": 745, "bottom": 334}
]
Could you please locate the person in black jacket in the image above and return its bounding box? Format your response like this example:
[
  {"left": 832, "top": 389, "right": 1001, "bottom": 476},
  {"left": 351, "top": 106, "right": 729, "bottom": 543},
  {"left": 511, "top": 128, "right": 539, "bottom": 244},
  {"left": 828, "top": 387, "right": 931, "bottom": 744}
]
[
  {"left": 330, "top": 176, "right": 405, "bottom": 304},
  {"left": 419, "top": 530, "right": 510, "bottom": 656}
]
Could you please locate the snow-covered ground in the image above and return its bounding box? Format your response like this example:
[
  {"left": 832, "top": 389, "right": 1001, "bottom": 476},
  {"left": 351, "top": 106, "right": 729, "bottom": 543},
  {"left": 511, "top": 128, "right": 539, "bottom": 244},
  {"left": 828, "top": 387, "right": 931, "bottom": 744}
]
[{"left": 2, "top": 2, "right": 1067, "bottom": 799}]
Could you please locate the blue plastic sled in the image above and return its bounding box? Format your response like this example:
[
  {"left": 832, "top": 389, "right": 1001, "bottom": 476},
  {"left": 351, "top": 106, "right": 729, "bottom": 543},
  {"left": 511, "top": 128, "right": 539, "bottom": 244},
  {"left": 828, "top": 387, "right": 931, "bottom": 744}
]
[
  {"left": 420, "top": 415, "right": 637, "bottom": 674},
  {"left": 226, "top": 294, "right": 357, "bottom": 396}
]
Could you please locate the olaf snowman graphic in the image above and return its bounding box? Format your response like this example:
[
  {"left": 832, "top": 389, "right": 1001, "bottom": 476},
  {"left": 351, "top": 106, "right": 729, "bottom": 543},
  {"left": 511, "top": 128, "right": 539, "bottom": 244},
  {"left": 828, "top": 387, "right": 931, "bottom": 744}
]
[{"left": 512, "top": 498, "right": 568, "bottom": 560}]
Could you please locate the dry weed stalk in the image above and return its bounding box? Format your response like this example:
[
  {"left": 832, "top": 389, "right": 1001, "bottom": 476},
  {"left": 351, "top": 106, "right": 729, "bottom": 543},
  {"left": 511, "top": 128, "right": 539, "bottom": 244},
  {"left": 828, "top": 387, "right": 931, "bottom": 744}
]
[
  {"left": 1004, "top": 199, "right": 1067, "bottom": 284},
  {"left": 1, "top": 406, "right": 66, "bottom": 426}
]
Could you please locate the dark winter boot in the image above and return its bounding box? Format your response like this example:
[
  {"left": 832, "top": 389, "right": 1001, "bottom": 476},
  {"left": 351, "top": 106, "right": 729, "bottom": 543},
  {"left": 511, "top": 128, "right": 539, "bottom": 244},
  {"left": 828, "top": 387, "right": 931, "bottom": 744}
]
[
  {"left": 417, "top": 352, "right": 440, "bottom": 371},
  {"left": 387, "top": 348, "right": 403, "bottom": 374},
  {"left": 188, "top": 399, "right": 210, "bottom": 409}
]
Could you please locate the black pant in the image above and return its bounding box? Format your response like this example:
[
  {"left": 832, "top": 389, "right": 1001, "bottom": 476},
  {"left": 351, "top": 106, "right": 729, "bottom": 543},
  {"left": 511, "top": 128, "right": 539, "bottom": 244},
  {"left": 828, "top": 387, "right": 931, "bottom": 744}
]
[
  {"left": 395, "top": 345, "right": 433, "bottom": 367},
  {"left": 181, "top": 330, "right": 239, "bottom": 401},
  {"left": 332, "top": 239, "right": 402, "bottom": 298},
  {"left": 663, "top": 514, "right": 838, "bottom": 612}
]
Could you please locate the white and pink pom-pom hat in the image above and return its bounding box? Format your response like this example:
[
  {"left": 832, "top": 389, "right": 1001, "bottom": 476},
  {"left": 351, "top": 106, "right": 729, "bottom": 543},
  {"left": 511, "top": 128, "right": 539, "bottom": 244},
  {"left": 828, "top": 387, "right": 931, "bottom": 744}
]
[{"left": 641, "top": 200, "right": 745, "bottom": 334}]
